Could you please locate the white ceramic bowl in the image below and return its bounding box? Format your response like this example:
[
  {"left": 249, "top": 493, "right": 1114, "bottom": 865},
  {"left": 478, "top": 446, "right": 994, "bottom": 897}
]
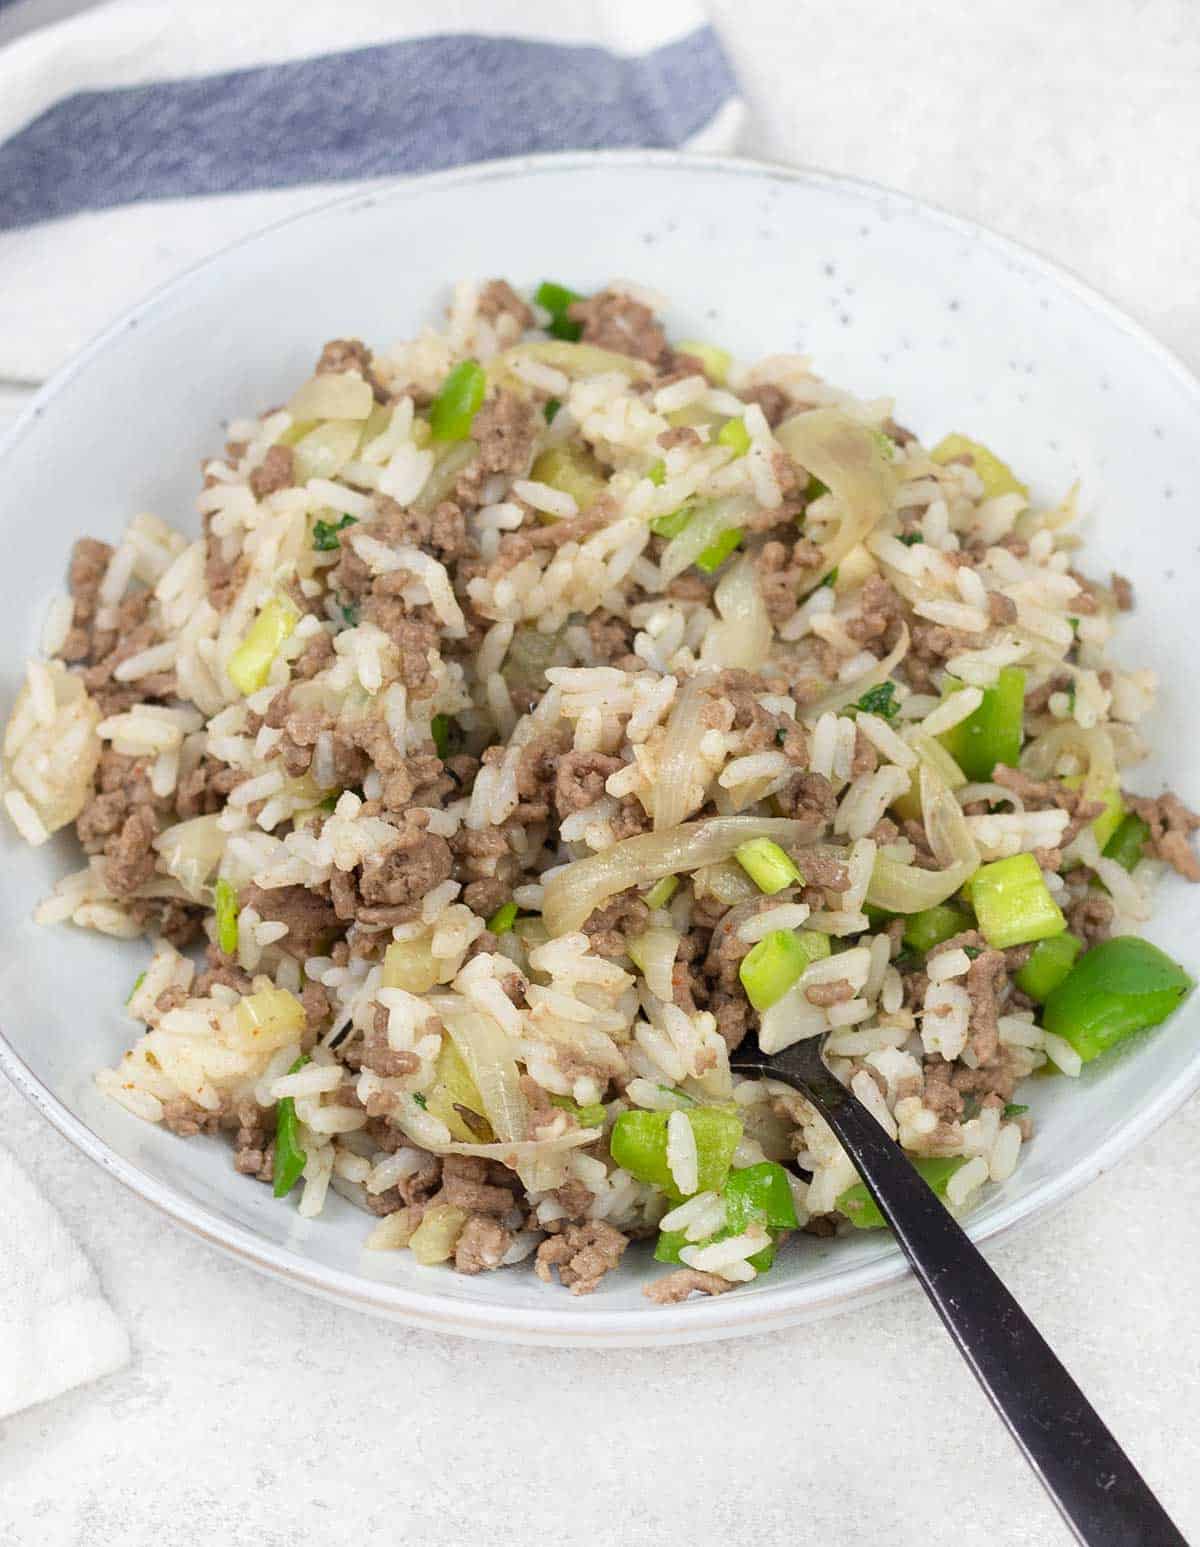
[{"left": 2, "top": 151, "right": 1198, "bottom": 1347}]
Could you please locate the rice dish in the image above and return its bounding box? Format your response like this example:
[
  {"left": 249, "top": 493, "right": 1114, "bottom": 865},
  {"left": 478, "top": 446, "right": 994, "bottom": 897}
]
[{"left": 4, "top": 277, "right": 1196, "bottom": 1302}]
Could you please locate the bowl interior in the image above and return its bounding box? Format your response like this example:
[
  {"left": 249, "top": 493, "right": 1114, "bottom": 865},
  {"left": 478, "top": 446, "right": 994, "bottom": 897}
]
[{"left": 2, "top": 153, "right": 1198, "bottom": 1345}]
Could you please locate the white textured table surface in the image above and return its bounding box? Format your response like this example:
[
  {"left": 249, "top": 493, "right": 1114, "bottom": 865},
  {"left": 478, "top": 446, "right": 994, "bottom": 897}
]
[{"left": 4, "top": 4, "right": 1200, "bottom": 1544}]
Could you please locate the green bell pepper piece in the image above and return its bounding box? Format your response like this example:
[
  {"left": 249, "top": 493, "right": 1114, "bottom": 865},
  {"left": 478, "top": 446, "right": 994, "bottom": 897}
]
[
  {"left": 903, "top": 903, "right": 971, "bottom": 954},
  {"left": 1042, "top": 936, "right": 1194, "bottom": 1063},
  {"left": 838, "top": 1156, "right": 967, "bottom": 1229},
  {"left": 610, "top": 1107, "right": 742, "bottom": 1200},
  {"left": 1102, "top": 812, "right": 1151, "bottom": 872},
  {"left": 938, "top": 667, "right": 1025, "bottom": 782},
  {"left": 273, "top": 1054, "right": 310, "bottom": 1199},
  {"left": 1013, "top": 931, "right": 1082, "bottom": 1002}
]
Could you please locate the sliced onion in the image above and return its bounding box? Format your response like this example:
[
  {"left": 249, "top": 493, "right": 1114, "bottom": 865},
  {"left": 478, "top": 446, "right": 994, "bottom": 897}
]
[
  {"left": 411, "top": 438, "right": 477, "bottom": 513},
  {"left": 544, "top": 816, "right": 814, "bottom": 936},
  {"left": 775, "top": 409, "right": 898, "bottom": 584},
  {"left": 904, "top": 729, "right": 967, "bottom": 793},
  {"left": 435, "top": 1129, "right": 602, "bottom": 1162},
  {"left": 1023, "top": 722, "right": 1116, "bottom": 790},
  {"left": 630, "top": 926, "right": 680, "bottom": 1002},
  {"left": 436, "top": 1004, "right": 527, "bottom": 1143},
  {"left": 660, "top": 495, "right": 754, "bottom": 584},
  {"left": 653, "top": 670, "right": 715, "bottom": 830},
  {"left": 287, "top": 372, "right": 374, "bottom": 422},
  {"left": 700, "top": 552, "right": 773, "bottom": 671},
  {"left": 154, "top": 814, "right": 226, "bottom": 900},
  {"left": 801, "top": 624, "right": 909, "bottom": 720},
  {"left": 866, "top": 764, "right": 979, "bottom": 912},
  {"left": 292, "top": 420, "right": 362, "bottom": 485},
  {"left": 692, "top": 860, "right": 760, "bottom": 905}
]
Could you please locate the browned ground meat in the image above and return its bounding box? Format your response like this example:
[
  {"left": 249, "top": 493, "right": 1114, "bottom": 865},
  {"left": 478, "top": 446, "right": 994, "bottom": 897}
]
[
  {"left": 583, "top": 890, "right": 650, "bottom": 958},
  {"left": 1125, "top": 791, "right": 1200, "bottom": 882},
  {"left": 534, "top": 1220, "right": 629, "bottom": 1295},
  {"left": 643, "top": 1268, "right": 734, "bottom": 1303},
  {"left": 60, "top": 536, "right": 112, "bottom": 662},
  {"left": 755, "top": 538, "right": 823, "bottom": 626},
  {"left": 455, "top": 391, "right": 537, "bottom": 505},
  {"left": 804, "top": 978, "right": 855, "bottom": 1007},
  {"left": 965, "top": 948, "right": 1006, "bottom": 1063},
  {"left": 844, "top": 575, "right": 906, "bottom": 651},
  {"left": 103, "top": 804, "right": 159, "bottom": 896},
  {"left": 241, "top": 883, "right": 340, "bottom": 959},
  {"left": 741, "top": 383, "right": 791, "bottom": 428},
  {"left": 476, "top": 278, "right": 534, "bottom": 332},
  {"left": 249, "top": 444, "right": 294, "bottom": 499},
  {"left": 316, "top": 337, "right": 388, "bottom": 401},
  {"left": 554, "top": 750, "right": 622, "bottom": 817},
  {"left": 454, "top": 1215, "right": 513, "bottom": 1274},
  {"left": 567, "top": 290, "right": 671, "bottom": 367}
]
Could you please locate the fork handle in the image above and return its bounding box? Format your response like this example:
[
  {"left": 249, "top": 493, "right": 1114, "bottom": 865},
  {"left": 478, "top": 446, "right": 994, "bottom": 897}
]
[{"left": 782, "top": 1058, "right": 1186, "bottom": 1546}]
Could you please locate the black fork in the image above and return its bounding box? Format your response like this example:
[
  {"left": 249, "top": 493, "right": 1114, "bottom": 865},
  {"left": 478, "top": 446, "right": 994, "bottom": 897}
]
[{"left": 729, "top": 1033, "right": 1187, "bottom": 1546}]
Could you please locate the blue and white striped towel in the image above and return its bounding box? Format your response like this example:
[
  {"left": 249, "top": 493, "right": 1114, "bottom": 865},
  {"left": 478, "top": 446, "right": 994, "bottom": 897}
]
[{"left": 0, "top": 0, "right": 744, "bottom": 385}]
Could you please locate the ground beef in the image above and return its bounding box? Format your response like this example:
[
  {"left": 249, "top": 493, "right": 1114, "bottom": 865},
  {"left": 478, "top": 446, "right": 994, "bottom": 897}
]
[
  {"left": 772, "top": 772, "right": 836, "bottom": 837},
  {"left": 1067, "top": 892, "right": 1114, "bottom": 944},
  {"left": 657, "top": 426, "right": 702, "bottom": 451},
  {"left": 454, "top": 1214, "right": 513, "bottom": 1274},
  {"left": 986, "top": 590, "right": 1018, "bottom": 625},
  {"left": 60, "top": 536, "right": 112, "bottom": 662},
  {"left": 850, "top": 727, "right": 878, "bottom": 777},
  {"left": 476, "top": 279, "right": 534, "bottom": 333},
  {"left": 203, "top": 511, "right": 246, "bottom": 613},
  {"left": 455, "top": 391, "right": 537, "bottom": 505},
  {"left": 965, "top": 948, "right": 1006, "bottom": 1064},
  {"left": 357, "top": 819, "right": 453, "bottom": 916},
  {"left": 315, "top": 337, "right": 387, "bottom": 402},
  {"left": 844, "top": 575, "right": 906, "bottom": 651},
  {"left": 534, "top": 1220, "right": 629, "bottom": 1295},
  {"left": 643, "top": 1268, "right": 734, "bottom": 1303},
  {"left": 554, "top": 750, "right": 622, "bottom": 817},
  {"left": 361, "top": 601, "right": 441, "bottom": 697},
  {"left": 248, "top": 445, "right": 294, "bottom": 499},
  {"left": 1125, "top": 791, "right": 1200, "bottom": 882},
  {"left": 804, "top": 978, "right": 855, "bottom": 1007},
  {"left": 583, "top": 890, "right": 650, "bottom": 958},
  {"left": 755, "top": 538, "right": 824, "bottom": 626},
  {"left": 368, "top": 494, "right": 471, "bottom": 565},
  {"left": 795, "top": 849, "right": 850, "bottom": 895},
  {"left": 437, "top": 1154, "right": 516, "bottom": 1216},
  {"left": 990, "top": 765, "right": 1105, "bottom": 845},
  {"left": 740, "top": 383, "right": 791, "bottom": 428},
  {"left": 566, "top": 290, "right": 671, "bottom": 367},
  {"left": 241, "top": 883, "right": 340, "bottom": 959},
  {"left": 193, "top": 942, "right": 254, "bottom": 998},
  {"left": 103, "top": 804, "right": 159, "bottom": 896},
  {"left": 921, "top": 1058, "right": 964, "bottom": 1120}
]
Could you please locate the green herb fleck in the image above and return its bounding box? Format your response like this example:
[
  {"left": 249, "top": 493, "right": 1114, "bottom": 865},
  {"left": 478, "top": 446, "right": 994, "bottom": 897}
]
[
  {"left": 963, "top": 945, "right": 982, "bottom": 959},
  {"left": 319, "top": 792, "right": 340, "bottom": 813},
  {"left": 126, "top": 971, "right": 146, "bottom": 1006},
  {"left": 430, "top": 714, "right": 452, "bottom": 760},
  {"left": 1003, "top": 1103, "right": 1029, "bottom": 1119},
  {"left": 312, "top": 514, "right": 358, "bottom": 551},
  {"left": 1068, "top": 616, "right": 1081, "bottom": 637},
  {"left": 487, "top": 901, "right": 519, "bottom": 934},
  {"left": 340, "top": 603, "right": 359, "bottom": 628},
  {"left": 852, "top": 681, "right": 900, "bottom": 722},
  {"left": 273, "top": 1055, "right": 310, "bottom": 1199},
  {"left": 647, "top": 459, "right": 666, "bottom": 487},
  {"left": 871, "top": 429, "right": 897, "bottom": 461},
  {"left": 412, "top": 1092, "right": 428, "bottom": 1109},
  {"left": 820, "top": 567, "right": 839, "bottom": 589},
  {"left": 544, "top": 397, "right": 561, "bottom": 423},
  {"left": 898, "top": 532, "right": 925, "bottom": 546}
]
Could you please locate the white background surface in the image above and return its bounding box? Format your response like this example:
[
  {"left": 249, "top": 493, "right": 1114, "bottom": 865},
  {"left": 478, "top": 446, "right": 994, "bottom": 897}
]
[{"left": 3, "top": 2, "right": 1200, "bottom": 1543}]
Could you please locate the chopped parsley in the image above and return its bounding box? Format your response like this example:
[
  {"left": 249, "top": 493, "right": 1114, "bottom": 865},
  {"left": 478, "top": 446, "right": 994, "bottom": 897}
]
[
  {"left": 1068, "top": 616, "right": 1081, "bottom": 637},
  {"left": 339, "top": 602, "right": 359, "bottom": 628},
  {"left": 1003, "top": 1103, "right": 1029, "bottom": 1119},
  {"left": 820, "top": 566, "right": 838, "bottom": 589},
  {"left": 312, "top": 514, "right": 358, "bottom": 551},
  {"left": 806, "top": 476, "right": 829, "bottom": 501},
  {"left": 126, "top": 971, "right": 146, "bottom": 1006},
  {"left": 852, "top": 681, "right": 900, "bottom": 722},
  {"left": 898, "top": 532, "right": 925, "bottom": 546},
  {"left": 319, "top": 792, "right": 340, "bottom": 813},
  {"left": 963, "top": 945, "right": 982, "bottom": 960},
  {"left": 544, "top": 397, "right": 562, "bottom": 423},
  {"left": 871, "top": 429, "right": 897, "bottom": 461},
  {"left": 412, "top": 1092, "right": 428, "bottom": 1109}
]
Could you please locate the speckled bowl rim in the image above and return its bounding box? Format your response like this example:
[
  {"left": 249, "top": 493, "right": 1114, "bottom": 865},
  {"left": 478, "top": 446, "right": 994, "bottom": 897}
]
[{"left": 3, "top": 148, "right": 1199, "bottom": 1347}]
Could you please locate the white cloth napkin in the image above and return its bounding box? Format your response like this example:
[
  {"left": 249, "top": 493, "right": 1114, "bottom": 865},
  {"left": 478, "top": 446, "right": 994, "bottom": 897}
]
[
  {"left": 0, "top": 0, "right": 744, "bottom": 383},
  {"left": 0, "top": 1142, "right": 129, "bottom": 1418},
  {"left": 0, "top": 0, "right": 743, "bottom": 1413}
]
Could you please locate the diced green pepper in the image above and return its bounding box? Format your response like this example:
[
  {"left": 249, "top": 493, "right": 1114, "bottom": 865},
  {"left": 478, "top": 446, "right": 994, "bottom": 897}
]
[
  {"left": 930, "top": 434, "right": 1028, "bottom": 500},
  {"left": 227, "top": 596, "right": 300, "bottom": 696},
  {"left": 214, "top": 878, "right": 240, "bottom": 956},
  {"left": 430, "top": 360, "right": 487, "bottom": 441},
  {"left": 649, "top": 504, "right": 693, "bottom": 540},
  {"left": 312, "top": 513, "right": 358, "bottom": 551},
  {"left": 534, "top": 281, "right": 584, "bottom": 341},
  {"left": 1013, "top": 931, "right": 1082, "bottom": 1002},
  {"left": 548, "top": 1094, "right": 607, "bottom": 1129},
  {"left": 739, "top": 930, "right": 811, "bottom": 1011},
  {"left": 717, "top": 418, "right": 751, "bottom": 458},
  {"left": 724, "top": 1161, "right": 799, "bottom": 1231},
  {"left": 610, "top": 1107, "right": 742, "bottom": 1201},
  {"left": 695, "top": 526, "right": 743, "bottom": 573},
  {"left": 793, "top": 931, "right": 833, "bottom": 968},
  {"left": 643, "top": 875, "right": 678, "bottom": 911},
  {"left": 1103, "top": 812, "right": 1150, "bottom": 872},
  {"left": 735, "top": 838, "right": 803, "bottom": 895},
  {"left": 1063, "top": 774, "right": 1124, "bottom": 851},
  {"left": 838, "top": 1156, "right": 967, "bottom": 1229},
  {"left": 653, "top": 1226, "right": 775, "bottom": 1273},
  {"left": 938, "top": 668, "right": 1025, "bottom": 783},
  {"left": 1042, "top": 936, "right": 1194, "bottom": 1063},
  {"left": 487, "top": 901, "right": 518, "bottom": 934},
  {"left": 646, "top": 459, "right": 666, "bottom": 486},
  {"left": 273, "top": 1055, "right": 310, "bottom": 1199},
  {"left": 902, "top": 904, "right": 971, "bottom": 955},
  {"left": 970, "top": 853, "right": 1067, "bottom": 949}
]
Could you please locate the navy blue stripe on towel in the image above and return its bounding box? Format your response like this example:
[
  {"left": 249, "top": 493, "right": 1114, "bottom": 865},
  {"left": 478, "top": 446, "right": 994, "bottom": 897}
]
[{"left": 0, "top": 28, "right": 736, "bottom": 232}]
